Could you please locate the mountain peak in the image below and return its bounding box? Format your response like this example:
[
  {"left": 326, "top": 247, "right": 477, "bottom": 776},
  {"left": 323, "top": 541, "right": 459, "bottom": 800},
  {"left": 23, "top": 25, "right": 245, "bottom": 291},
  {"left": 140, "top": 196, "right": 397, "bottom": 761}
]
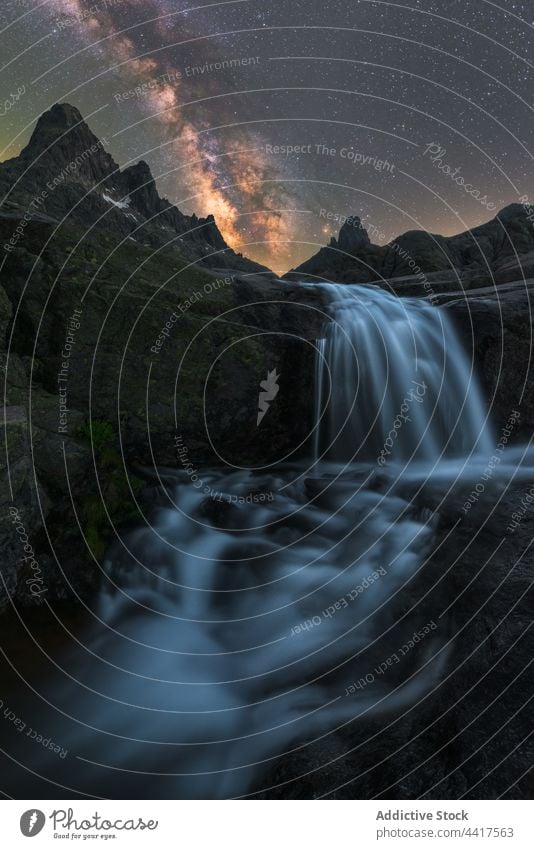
[
  {"left": 38, "top": 102, "right": 85, "bottom": 128},
  {"left": 330, "top": 215, "right": 371, "bottom": 253},
  {"left": 20, "top": 102, "right": 118, "bottom": 183},
  {"left": 24, "top": 103, "right": 94, "bottom": 150}
]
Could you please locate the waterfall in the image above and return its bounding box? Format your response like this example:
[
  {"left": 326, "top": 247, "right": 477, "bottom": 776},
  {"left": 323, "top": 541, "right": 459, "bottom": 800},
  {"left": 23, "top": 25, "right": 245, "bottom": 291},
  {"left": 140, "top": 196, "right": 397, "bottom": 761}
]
[
  {"left": 314, "top": 284, "right": 494, "bottom": 464},
  {"left": 17, "top": 283, "right": 506, "bottom": 800}
]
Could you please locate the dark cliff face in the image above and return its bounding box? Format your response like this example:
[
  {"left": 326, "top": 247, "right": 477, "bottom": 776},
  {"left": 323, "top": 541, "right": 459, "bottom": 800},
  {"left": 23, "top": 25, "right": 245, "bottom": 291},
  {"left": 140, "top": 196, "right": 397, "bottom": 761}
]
[
  {"left": 0, "top": 209, "right": 322, "bottom": 612},
  {"left": 286, "top": 204, "right": 534, "bottom": 286},
  {"left": 0, "top": 102, "right": 313, "bottom": 614},
  {"left": 0, "top": 102, "right": 269, "bottom": 275}
]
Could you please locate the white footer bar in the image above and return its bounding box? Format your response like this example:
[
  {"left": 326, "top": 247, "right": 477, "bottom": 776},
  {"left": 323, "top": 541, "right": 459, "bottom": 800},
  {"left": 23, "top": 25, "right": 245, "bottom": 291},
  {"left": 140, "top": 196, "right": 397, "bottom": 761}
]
[{"left": 1, "top": 800, "right": 531, "bottom": 847}]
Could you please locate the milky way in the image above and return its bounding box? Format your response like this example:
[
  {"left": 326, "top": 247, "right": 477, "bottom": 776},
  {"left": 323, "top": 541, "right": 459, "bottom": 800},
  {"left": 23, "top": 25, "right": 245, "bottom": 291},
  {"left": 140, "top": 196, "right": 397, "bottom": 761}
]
[{"left": 1, "top": 0, "right": 533, "bottom": 272}]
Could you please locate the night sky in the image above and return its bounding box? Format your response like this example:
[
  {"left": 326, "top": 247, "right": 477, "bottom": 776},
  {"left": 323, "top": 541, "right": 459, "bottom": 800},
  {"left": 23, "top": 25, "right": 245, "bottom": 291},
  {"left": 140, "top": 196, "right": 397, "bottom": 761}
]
[{"left": 1, "top": 0, "right": 533, "bottom": 273}]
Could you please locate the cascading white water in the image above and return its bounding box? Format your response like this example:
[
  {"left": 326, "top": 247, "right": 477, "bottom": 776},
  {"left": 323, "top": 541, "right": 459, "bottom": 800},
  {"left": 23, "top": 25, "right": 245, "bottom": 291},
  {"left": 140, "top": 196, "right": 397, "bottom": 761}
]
[
  {"left": 314, "top": 284, "right": 494, "bottom": 463},
  {"left": 25, "top": 283, "right": 504, "bottom": 799}
]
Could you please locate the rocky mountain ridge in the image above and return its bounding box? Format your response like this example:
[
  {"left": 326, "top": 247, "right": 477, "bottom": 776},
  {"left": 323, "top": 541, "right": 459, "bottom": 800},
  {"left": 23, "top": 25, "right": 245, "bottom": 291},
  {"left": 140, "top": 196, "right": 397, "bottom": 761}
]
[
  {"left": 0, "top": 103, "right": 269, "bottom": 275},
  {"left": 286, "top": 205, "right": 534, "bottom": 289}
]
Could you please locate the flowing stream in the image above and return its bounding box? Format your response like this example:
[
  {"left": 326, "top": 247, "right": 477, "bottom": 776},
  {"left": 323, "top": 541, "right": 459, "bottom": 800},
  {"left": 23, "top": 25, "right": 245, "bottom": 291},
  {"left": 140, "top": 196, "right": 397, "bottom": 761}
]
[{"left": 17, "top": 284, "right": 506, "bottom": 798}]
